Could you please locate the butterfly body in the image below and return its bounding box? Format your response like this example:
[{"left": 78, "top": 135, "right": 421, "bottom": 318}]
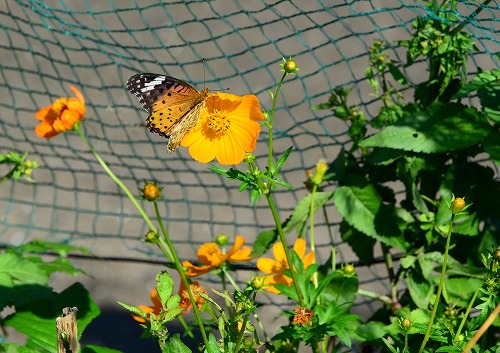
[{"left": 127, "top": 73, "right": 209, "bottom": 152}]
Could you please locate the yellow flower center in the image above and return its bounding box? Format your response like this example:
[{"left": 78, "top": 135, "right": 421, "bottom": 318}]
[
  {"left": 207, "top": 109, "right": 230, "bottom": 135},
  {"left": 51, "top": 97, "right": 68, "bottom": 116}
]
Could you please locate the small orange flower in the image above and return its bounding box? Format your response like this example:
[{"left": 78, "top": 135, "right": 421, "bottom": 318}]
[
  {"left": 35, "top": 86, "right": 86, "bottom": 138},
  {"left": 256, "top": 238, "right": 315, "bottom": 294},
  {"left": 181, "top": 92, "right": 264, "bottom": 165},
  {"left": 182, "top": 235, "right": 252, "bottom": 277},
  {"left": 178, "top": 280, "right": 207, "bottom": 313},
  {"left": 131, "top": 288, "right": 162, "bottom": 323},
  {"left": 293, "top": 306, "right": 314, "bottom": 325}
]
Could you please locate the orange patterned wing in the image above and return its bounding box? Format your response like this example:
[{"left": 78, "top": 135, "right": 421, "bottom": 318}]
[{"left": 127, "top": 73, "right": 209, "bottom": 152}]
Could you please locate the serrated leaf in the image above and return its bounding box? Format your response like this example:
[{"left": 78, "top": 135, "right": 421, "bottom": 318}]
[
  {"left": 0, "top": 253, "right": 48, "bottom": 285},
  {"left": 407, "top": 270, "right": 433, "bottom": 309},
  {"left": 163, "top": 334, "right": 192, "bottom": 353},
  {"left": 5, "top": 282, "right": 99, "bottom": 353},
  {"left": 334, "top": 186, "right": 407, "bottom": 250},
  {"left": 156, "top": 272, "right": 174, "bottom": 308},
  {"left": 452, "top": 69, "right": 500, "bottom": 99},
  {"left": 206, "top": 333, "right": 222, "bottom": 353},
  {"left": 117, "top": 301, "right": 146, "bottom": 319},
  {"left": 251, "top": 229, "right": 279, "bottom": 258},
  {"left": 12, "top": 240, "right": 92, "bottom": 257},
  {"left": 483, "top": 130, "right": 500, "bottom": 165},
  {"left": 478, "top": 84, "right": 500, "bottom": 124},
  {"left": 360, "top": 103, "right": 490, "bottom": 153}
]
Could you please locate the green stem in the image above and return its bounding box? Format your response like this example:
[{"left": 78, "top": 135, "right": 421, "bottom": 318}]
[
  {"left": 309, "top": 184, "right": 319, "bottom": 288},
  {"left": 0, "top": 169, "right": 14, "bottom": 185},
  {"left": 382, "top": 243, "right": 401, "bottom": 311},
  {"left": 418, "top": 214, "right": 455, "bottom": 353},
  {"left": 454, "top": 285, "right": 481, "bottom": 341},
  {"left": 357, "top": 288, "right": 393, "bottom": 307},
  {"left": 451, "top": 0, "right": 493, "bottom": 35},
  {"left": 265, "top": 193, "right": 304, "bottom": 307},
  {"left": 267, "top": 72, "right": 287, "bottom": 178},
  {"left": 76, "top": 126, "right": 157, "bottom": 233},
  {"left": 153, "top": 201, "right": 209, "bottom": 348}
]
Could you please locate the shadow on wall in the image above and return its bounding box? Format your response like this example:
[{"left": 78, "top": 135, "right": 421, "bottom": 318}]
[{"left": 80, "top": 307, "right": 203, "bottom": 353}]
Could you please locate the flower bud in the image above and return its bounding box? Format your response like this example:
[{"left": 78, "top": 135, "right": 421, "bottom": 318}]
[
  {"left": 243, "top": 152, "right": 256, "bottom": 164},
  {"left": 400, "top": 318, "right": 412, "bottom": 331},
  {"left": 311, "top": 160, "right": 328, "bottom": 185},
  {"left": 493, "top": 249, "right": 500, "bottom": 262},
  {"left": 144, "top": 231, "right": 159, "bottom": 244},
  {"left": 343, "top": 264, "right": 355, "bottom": 276},
  {"left": 450, "top": 197, "right": 466, "bottom": 214},
  {"left": 215, "top": 233, "right": 228, "bottom": 246},
  {"left": 281, "top": 57, "right": 300, "bottom": 74},
  {"left": 141, "top": 182, "right": 162, "bottom": 201},
  {"left": 251, "top": 275, "right": 266, "bottom": 291}
]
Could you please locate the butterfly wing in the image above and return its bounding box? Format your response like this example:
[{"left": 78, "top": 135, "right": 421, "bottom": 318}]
[{"left": 127, "top": 73, "right": 208, "bottom": 152}]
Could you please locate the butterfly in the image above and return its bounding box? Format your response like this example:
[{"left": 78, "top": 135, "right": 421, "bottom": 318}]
[{"left": 127, "top": 73, "right": 209, "bottom": 152}]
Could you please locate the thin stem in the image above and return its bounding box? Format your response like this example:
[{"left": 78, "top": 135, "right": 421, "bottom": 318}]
[
  {"left": 357, "top": 288, "right": 393, "bottom": 307},
  {"left": 451, "top": 0, "right": 493, "bottom": 35},
  {"left": 76, "top": 127, "right": 157, "bottom": 233},
  {"left": 265, "top": 192, "right": 304, "bottom": 307},
  {"left": 267, "top": 72, "right": 287, "bottom": 178},
  {"left": 418, "top": 214, "right": 455, "bottom": 353},
  {"left": 462, "top": 301, "right": 500, "bottom": 353},
  {"left": 153, "top": 201, "right": 209, "bottom": 348},
  {"left": 382, "top": 243, "right": 401, "bottom": 311},
  {"left": 309, "top": 184, "right": 318, "bottom": 288},
  {"left": 455, "top": 286, "right": 481, "bottom": 341},
  {"left": 0, "top": 169, "right": 14, "bottom": 185}
]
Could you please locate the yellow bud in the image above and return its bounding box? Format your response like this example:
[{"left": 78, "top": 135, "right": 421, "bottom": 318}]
[
  {"left": 450, "top": 197, "right": 466, "bottom": 214},
  {"left": 251, "top": 276, "right": 266, "bottom": 290},
  {"left": 343, "top": 264, "right": 355, "bottom": 276},
  {"left": 142, "top": 182, "right": 161, "bottom": 201},
  {"left": 401, "top": 318, "right": 412, "bottom": 330},
  {"left": 144, "top": 231, "right": 159, "bottom": 244}
]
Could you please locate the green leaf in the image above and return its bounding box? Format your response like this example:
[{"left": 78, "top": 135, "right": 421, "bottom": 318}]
[
  {"left": 251, "top": 228, "right": 278, "bottom": 258},
  {"left": 444, "top": 277, "right": 483, "bottom": 307},
  {"left": 452, "top": 69, "right": 500, "bottom": 99},
  {"left": 359, "top": 103, "right": 491, "bottom": 153},
  {"left": 163, "top": 334, "right": 192, "bottom": 353},
  {"left": 1, "top": 344, "right": 42, "bottom": 353},
  {"left": 11, "top": 240, "right": 92, "bottom": 257},
  {"left": 156, "top": 271, "right": 174, "bottom": 308},
  {"left": 4, "top": 282, "right": 99, "bottom": 353},
  {"left": 117, "top": 301, "right": 147, "bottom": 321},
  {"left": 407, "top": 269, "right": 433, "bottom": 309},
  {"left": 340, "top": 222, "right": 375, "bottom": 265},
  {"left": 354, "top": 321, "right": 386, "bottom": 342},
  {"left": 334, "top": 185, "right": 407, "bottom": 250},
  {"left": 205, "top": 333, "right": 222, "bottom": 353},
  {"left": 81, "top": 345, "right": 124, "bottom": 353},
  {"left": 27, "top": 257, "right": 84, "bottom": 277},
  {"left": 478, "top": 84, "right": 500, "bottom": 124},
  {"left": 274, "top": 146, "right": 293, "bottom": 172},
  {"left": 483, "top": 130, "right": 500, "bottom": 165},
  {"left": 0, "top": 253, "right": 48, "bottom": 285}
]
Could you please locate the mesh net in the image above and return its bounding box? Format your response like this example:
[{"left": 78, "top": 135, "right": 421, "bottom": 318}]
[{"left": 1, "top": 0, "right": 499, "bottom": 319}]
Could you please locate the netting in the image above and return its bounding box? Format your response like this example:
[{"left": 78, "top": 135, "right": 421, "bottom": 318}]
[{"left": 1, "top": 0, "right": 499, "bottom": 328}]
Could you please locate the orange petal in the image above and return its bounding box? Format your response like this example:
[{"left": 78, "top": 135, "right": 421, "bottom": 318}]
[
  {"left": 35, "top": 106, "right": 52, "bottom": 121},
  {"left": 302, "top": 251, "right": 316, "bottom": 268},
  {"left": 257, "top": 258, "right": 278, "bottom": 274},
  {"left": 182, "top": 260, "right": 214, "bottom": 277},
  {"left": 60, "top": 110, "right": 80, "bottom": 130},
  {"left": 67, "top": 98, "right": 86, "bottom": 118},
  {"left": 131, "top": 305, "right": 154, "bottom": 323},
  {"left": 35, "top": 121, "right": 59, "bottom": 139},
  {"left": 197, "top": 242, "right": 224, "bottom": 266},
  {"left": 69, "top": 86, "right": 85, "bottom": 105},
  {"left": 272, "top": 241, "right": 286, "bottom": 263},
  {"left": 293, "top": 238, "right": 306, "bottom": 258},
  {"left": 229, "top": 246, "right": 252, "bottom": 262}
]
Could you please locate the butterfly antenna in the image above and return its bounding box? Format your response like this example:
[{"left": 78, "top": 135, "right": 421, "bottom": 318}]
[{"left": 202, "top": 57, "right": 206, "bottom": 90}]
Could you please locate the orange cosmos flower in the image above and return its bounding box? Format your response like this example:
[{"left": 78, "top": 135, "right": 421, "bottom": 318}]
[
  {"left": 131, "top": 288, "right": 162, "bottom": 323},
  {"left": 182, "top": 235, "right": 252, "bottom": 277},
  {"left": 178, "top": 280, "right": 207, "bottom": 313},
  {"left": 256, "top": 238, "right": 315, "bottom": 294},
  {"left": 35, "top": 86, "right": 86, "bottom": 138},
  {"left": 181, "top": 92, "right": 264, "bottom": 165}
]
